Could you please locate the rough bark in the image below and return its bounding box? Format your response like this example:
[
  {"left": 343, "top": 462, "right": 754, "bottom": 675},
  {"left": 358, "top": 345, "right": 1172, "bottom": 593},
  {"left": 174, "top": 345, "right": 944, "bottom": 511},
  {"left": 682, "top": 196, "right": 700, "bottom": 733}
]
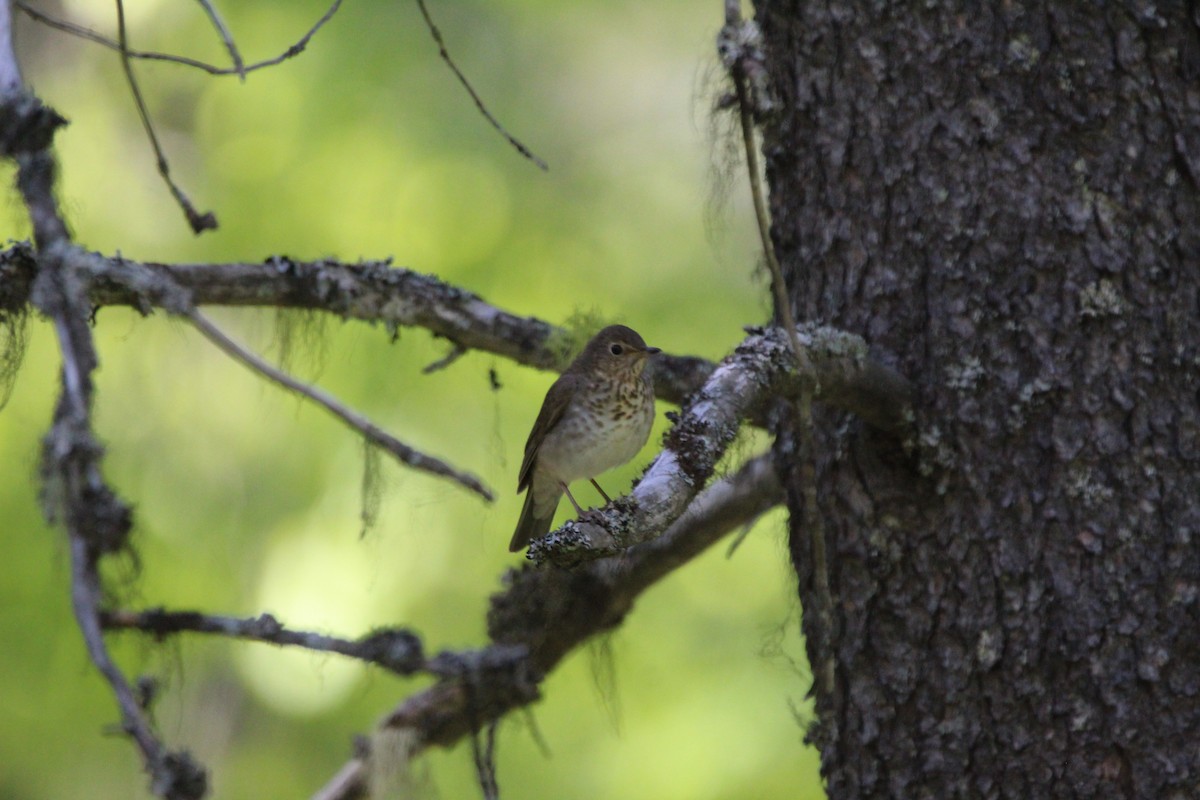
[{"left": 757, "top": 2, "right": 1200, "bottom": 798}]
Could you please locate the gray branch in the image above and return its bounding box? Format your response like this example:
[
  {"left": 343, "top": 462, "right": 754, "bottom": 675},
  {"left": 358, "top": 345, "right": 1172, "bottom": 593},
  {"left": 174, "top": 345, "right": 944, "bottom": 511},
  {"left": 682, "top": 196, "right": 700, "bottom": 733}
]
[
  {"left": 528, "top": 324, "right": 910, "bottom": 565},
  {"left": 101, "top": 609, "right": 430, "bottom": 677},
  {"left": 1, "top": 49, "right": 207, "bottom": 800},
  {"left": 0, "top": 244, "right": 495, "bottom": 499},
  {"left": 311, "top": 452, "right": 783, "bottom": 800},
  {"left": 16, "top": 0, "right": 345, "bottom": 77},
  {"left": 0, "top": 245, "right": 913, "bottom": 434},
  {"left": 186, "top": 307, "right": 494, "bottom": 501}
]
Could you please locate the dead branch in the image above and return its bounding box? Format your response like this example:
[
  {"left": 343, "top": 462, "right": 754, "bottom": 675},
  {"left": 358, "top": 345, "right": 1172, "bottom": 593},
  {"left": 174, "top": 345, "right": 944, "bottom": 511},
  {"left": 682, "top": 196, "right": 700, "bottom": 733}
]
[
  {"left": 527, "top": 324, "right": 908, "bottom": 565},
  {"left": 313, "top": 452, "right": 783, "bottom": 800},
  {"left": 186, "top": 308, "right": 495, "bottom": 501},
  {"left": 0, "top": 243, "right": 496, "bottom": 498},
  {"left": 101, "top": 609, "right": 431, "bottom": 676},
  {"left": 16, "top": 0, "right": 344, "bottom": 77},
  {"left": 1, "top": 10, "right": 206, "bottom": 790},
  {"left": 193, "top": 0, "right": 245, "bottom": 79},
  {"left": 416, "top": 0, "right": 547, "bottom": 170},
  {"left": 114, "top": 0, "right": 217, "bottom": 233},
  {"left": 0, "top": 246, "right": 914, "bottom": 435}
]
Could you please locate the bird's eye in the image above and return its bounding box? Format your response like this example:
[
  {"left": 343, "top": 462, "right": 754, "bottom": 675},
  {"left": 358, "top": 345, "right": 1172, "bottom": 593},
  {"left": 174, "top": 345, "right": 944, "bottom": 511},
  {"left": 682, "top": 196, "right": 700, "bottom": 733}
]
[{"left": 610, "top": 343, "right": 624, "bottom": 355}]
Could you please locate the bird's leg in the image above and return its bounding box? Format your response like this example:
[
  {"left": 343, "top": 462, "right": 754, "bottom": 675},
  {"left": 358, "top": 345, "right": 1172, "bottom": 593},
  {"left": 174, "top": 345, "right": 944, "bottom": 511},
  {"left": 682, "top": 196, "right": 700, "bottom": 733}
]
[
  {"left": 589, "top": 478, "right": 612, "bottom": 504},
  {"left": 560, "top": 482, "right": 586, "bottom": 515}
]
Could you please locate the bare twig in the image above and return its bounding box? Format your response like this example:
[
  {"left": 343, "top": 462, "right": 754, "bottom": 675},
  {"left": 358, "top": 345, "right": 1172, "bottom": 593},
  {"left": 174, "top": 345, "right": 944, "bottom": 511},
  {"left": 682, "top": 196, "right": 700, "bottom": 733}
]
[
  {"left": 193, "top": 0, "right": 245, "bottom": 79},
  {"left": 313, "top": 453, "right": 783, "bottom": 800},
  {"left": 6, "top": 247, "right": 497, "bottom": 501},
  {"left": 312, "top": 762, "right": 366, "bottom": 800},
  {"left": 422, "top": 341, "right": 468, "bottom": 374},
  {"left": 114, "top": 0, "right": 217, "bottom": 233},
  {"left": 415, "top": 0, "right": 548, "bottom": 171},
  {"left": 186, "top": 308, "right": 495, "bottom": 501},
  {"left": 101, "top": 608, "right": 430, "bottom": 676},
  {"left": 16, "top": 0, "right": 344, "bottom": 77}
]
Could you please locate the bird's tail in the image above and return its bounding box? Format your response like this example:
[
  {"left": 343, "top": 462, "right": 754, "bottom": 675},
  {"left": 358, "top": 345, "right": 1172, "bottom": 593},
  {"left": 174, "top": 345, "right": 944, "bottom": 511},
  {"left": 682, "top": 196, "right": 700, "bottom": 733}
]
[{"left": 510, "top": 489, "right": 558, "bottom": 552}]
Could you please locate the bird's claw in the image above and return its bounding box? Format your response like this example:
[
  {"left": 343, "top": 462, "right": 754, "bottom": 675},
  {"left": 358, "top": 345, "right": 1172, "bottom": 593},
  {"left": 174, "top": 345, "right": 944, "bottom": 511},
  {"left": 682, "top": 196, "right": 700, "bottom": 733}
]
[{"left": 577, "top": 507, "right": 606, "bottom": 525}]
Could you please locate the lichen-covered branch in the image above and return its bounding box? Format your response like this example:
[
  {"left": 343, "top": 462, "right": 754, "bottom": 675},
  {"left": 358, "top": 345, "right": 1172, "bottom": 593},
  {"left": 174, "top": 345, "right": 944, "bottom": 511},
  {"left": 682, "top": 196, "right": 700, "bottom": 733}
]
[
  {"left": 0, "top": 245, "right": 912, "bottom": 433},
  {"left": 101, "top": 609, "right": 429, "bottom": 677},
  {"left": 312, "top": 452, "right": 783, "bottom": 800},
  {"left": 528, "top": 324, "right": 911, "bottom": 566},
  {"left": 0, "top": 243, "right": 495, "bottom": 499},
  {"left": 1, "top": 20, "right": 207, "bottom": 793}
]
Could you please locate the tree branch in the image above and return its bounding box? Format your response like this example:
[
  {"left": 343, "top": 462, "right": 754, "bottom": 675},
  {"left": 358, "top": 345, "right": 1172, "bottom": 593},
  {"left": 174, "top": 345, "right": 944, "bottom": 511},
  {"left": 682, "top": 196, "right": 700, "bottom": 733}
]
[
  {"left": 0, "top": 243, "right": 496, "bottom": 499},
  {"left": 1, "top": 32, "right": 207, "bottom": 793},
  {"left": 415, "top": 0, "right": 548, "bottom": 170},
  {"left": 114, "top": 0, "right": 217, "bottom": 233},
  {"left": 192, "top": 0, "right": 245, "bottom": 79},
  {"left": 527, "top": 324, "right": 907, "bottom": 565},
  {"left": 0, "top": 0, "right": 20, "bottom": 91},
  {"left": 101, "top": 608, "right": 432, "bottom": 677},
  {"left": 16, "top": 0, "right": 345, "bottom": 77},
  {"left": 186, "top": 308, "right": 495, "bottom": 501},
  {"left": 0, "top": 246, "right": 914, "bottom": 435},
  {"left": 312, "top": 452, "right": 783, "bottom": 800}
]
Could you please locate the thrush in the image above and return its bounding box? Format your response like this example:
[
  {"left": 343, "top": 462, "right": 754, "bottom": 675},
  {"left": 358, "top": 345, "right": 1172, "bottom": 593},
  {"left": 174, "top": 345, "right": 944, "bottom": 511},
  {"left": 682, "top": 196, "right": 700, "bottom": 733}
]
[{"left": 509, "top": 325, "right": 660, "bottom": 552}]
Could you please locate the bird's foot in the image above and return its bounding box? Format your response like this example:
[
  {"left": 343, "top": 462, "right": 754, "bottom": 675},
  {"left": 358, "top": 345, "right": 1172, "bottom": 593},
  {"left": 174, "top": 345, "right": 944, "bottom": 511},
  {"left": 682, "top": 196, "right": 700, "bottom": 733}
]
[{"left": 577, "top": 507, "right": 606, "bottom": 525}]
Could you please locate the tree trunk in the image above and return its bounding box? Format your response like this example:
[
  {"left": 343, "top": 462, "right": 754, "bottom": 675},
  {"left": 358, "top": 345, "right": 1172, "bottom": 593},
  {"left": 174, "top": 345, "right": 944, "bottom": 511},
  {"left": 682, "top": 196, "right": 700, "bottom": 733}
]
[{"left": 758, "top": 2, "right": 1200, "bottom": 797}]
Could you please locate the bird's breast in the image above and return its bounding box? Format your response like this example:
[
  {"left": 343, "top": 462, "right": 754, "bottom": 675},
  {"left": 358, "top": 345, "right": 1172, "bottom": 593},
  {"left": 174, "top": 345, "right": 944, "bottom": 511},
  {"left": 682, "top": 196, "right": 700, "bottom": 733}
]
[{"left": 536, "top": 379, "right": 655, "bottom": 483}]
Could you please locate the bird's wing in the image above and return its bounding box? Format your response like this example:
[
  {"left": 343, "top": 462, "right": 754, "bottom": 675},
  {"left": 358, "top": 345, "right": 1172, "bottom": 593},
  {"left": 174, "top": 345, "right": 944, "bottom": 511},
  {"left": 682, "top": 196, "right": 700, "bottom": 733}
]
[{"left": 517, "top": 373, "right": 580, "bottom": 493}]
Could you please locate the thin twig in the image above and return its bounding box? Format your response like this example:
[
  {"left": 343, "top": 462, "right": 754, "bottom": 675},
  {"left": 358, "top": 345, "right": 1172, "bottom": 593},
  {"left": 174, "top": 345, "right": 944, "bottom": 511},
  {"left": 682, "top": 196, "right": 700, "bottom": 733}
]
[
  {"left": 102, "top": 608, "right": 430, "bottom": 676},
  {"left": 17, "top": 0, "right": 344, "bottom": 77},
  {"left": 311, "top": 762, "right": 365, "bottom": 800},
  {"left": 114, "top": 0, "right": 217, "bottom": 233},
  {"left": 723, "top": 1, "right": 836, "bottom": 703},
  {"left": 415, "top": 0, "right": 548, "bottom": 171},
  {"left": 193, "top": 0, "right": 245, "bottom": 79},
  {"left": 422, "top": 341, "right": 468, "bottom": 374},
  {"left": 528, "top": 326, "right": 829, "bottom": 565},
  {"left": 186, "top": 308, "right": 495, "bottom": 501}
]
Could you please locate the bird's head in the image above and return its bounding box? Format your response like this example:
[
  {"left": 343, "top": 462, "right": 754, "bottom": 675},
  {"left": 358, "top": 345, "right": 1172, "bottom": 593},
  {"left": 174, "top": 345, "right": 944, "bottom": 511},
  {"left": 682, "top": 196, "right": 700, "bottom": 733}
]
[{"left": 578, "top": 324, "right": 660, "bottom": 376}]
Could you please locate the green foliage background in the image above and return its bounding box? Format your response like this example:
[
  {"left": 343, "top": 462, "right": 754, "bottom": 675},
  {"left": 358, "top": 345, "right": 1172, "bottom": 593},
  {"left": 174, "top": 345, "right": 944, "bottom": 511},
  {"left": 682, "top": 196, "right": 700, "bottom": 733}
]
[{"left": 1, "top": 1, "right": 824, "bottom": 797}]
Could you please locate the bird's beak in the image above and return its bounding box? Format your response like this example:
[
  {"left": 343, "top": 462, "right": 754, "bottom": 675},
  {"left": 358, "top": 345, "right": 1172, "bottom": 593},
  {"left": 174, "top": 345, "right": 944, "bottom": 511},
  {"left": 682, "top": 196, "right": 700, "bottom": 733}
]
[{"left": 644, "top": 346, "right": 661, "bottom": 355}]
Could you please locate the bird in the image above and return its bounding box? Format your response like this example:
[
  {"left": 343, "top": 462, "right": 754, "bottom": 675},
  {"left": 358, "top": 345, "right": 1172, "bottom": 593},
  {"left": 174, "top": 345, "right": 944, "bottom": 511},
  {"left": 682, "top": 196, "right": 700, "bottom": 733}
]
[{"left": 509, "top": 324, "right": 660, "bottom": 552}]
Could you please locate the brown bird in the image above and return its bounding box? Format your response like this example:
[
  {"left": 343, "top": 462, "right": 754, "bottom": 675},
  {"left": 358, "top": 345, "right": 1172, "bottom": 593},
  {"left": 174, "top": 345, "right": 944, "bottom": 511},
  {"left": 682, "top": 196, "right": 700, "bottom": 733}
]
[{"left": 510, "top": 325, "right": 660, "bottom": 552}]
